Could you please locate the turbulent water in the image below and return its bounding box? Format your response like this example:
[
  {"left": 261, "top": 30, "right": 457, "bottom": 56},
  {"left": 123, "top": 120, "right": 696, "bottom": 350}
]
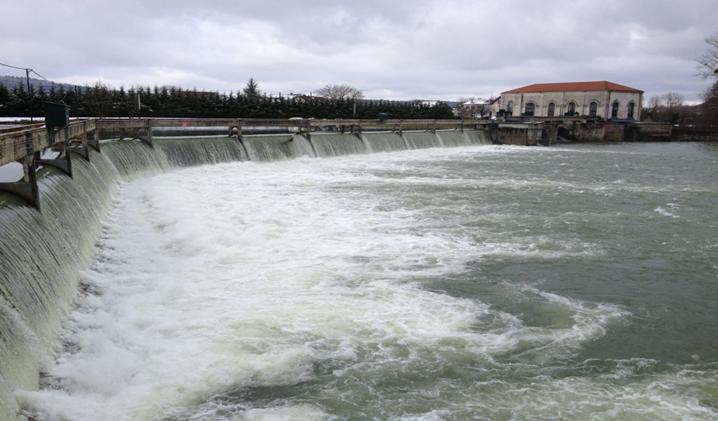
[{"left": 5, "top": 138, "right": 718, "bottom": 420}]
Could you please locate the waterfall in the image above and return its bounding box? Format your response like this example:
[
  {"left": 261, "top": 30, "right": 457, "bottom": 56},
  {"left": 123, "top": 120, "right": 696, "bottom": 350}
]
[
  {"left": 0, "top": 153, "right": 119, "bottom": 420},
  {"left": 155, "top": 136, "right": 248, "bottom": 167},
  {"left": 438, "top": 130, "right": 492, "bottom": 146},
  {"left": 361, "top": 132, "right": 407, "bottom": 153},
  {"left": 308, "top": 133, "right": 366, "bottom": 157},
  {"left": 241, "top": 134, "right": 300, "bottom": 162},
  {"left": 0, "top": 129, "right": 491, "bottom": 420},
  {"left": 100, "top": 140, "right": 166, "bottom": 180},
  {"left": 404, "top": 131, "right": 445, "bottom": 149}
]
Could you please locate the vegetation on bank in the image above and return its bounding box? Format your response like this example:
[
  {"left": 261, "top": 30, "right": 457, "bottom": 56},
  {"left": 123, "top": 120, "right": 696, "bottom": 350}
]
[{"left": 0, "top": 78, "right": 455, "bottom": 120}]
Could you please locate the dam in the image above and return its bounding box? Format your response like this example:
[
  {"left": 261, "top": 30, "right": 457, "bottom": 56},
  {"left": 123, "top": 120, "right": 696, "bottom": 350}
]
[
  {"left": 0, "top": 124, "right": 491, "bottom": 420},
  {"left": 1, "top": 120, "right": 717, "bottom": 419}
]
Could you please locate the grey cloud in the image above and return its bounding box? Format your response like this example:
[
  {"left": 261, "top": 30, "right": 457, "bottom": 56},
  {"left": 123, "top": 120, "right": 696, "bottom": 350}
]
[{"left": 1, "top": 0, "right": 715, "bottom": 102}]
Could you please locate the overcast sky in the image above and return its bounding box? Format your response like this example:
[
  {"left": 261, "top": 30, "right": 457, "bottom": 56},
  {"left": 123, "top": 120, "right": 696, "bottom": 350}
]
[{"left": 1, "top": 0, "right": 716, "bottom": 103}]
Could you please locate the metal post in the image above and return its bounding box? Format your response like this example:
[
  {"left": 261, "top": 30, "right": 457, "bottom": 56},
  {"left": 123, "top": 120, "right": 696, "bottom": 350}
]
[{"left": 26, "top": 68, "right": 33, "bottom": 123}]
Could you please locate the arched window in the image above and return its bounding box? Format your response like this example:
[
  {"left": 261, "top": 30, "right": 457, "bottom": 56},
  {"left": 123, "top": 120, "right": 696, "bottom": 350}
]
[
  {"left": 548, "top": 102, "right": 556, "bottom": 117},
  {"left": 507, "top": 100, "right": 514, "bottom": 115},
  {"left": 611, "top": 101, "right": 620, "bottom": 118},
  {"left": 627, "top": 102, "right": 635, "bottom": 119},
  {"left": 589, "top": 101, "right": 598, "bottom": 117},
  {"left": 525, "top": 102, "right": 535, "bottom": 115},
  {"left": 567, "top": 101, "right": 576, "bottom": 115}
]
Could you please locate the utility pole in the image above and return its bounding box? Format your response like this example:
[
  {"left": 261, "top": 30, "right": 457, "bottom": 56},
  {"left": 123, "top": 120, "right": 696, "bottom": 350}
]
[{"left": 26, "top": 68, "right": 33, "bottom": 123}]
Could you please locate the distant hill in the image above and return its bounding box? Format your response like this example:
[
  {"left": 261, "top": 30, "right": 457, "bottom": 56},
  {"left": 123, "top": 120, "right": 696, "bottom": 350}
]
[{"left": 0, "top": 75, "right": 80, "bottom": 92}]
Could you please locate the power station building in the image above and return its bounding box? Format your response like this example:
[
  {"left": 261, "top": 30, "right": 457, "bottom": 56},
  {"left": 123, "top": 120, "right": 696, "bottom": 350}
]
[{"left": 499, "top": 81, "right": 643, "bottom": 121}]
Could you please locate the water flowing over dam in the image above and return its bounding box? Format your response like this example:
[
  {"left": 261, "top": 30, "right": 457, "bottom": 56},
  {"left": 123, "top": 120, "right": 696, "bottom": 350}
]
[
  {"left": 0, "top": 130, "right": 491, "bottom": 420},
  {"left": 1, "top": 132, "right": 717, "bottom": 420}
]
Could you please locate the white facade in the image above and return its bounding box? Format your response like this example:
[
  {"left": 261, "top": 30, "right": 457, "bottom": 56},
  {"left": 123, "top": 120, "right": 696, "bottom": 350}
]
[{"left": 499, "top": 81, "right": 643, "bottom": 120}]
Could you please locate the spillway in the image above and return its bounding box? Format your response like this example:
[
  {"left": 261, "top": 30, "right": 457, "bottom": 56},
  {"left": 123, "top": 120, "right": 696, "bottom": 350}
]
[{"left": 0, "top": 130, "right": 491, "bottom": 420}]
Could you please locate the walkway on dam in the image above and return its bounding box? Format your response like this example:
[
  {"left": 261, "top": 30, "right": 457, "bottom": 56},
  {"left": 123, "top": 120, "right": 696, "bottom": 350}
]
[
  {"left": 0, "top": 117, "right": 491, "bottom": 210},
  {"left": 0, "top": 117, "right": 490, "bottom": 168}
]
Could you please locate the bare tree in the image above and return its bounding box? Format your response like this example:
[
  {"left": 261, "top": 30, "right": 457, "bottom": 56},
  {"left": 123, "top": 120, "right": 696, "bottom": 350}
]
[
  {"left": 642, "top": 96, "right": 663, "bottom": 122},
  {"left": 647, "top": 95, "right": 662, "bottom": 110},
  {"left": 696, "top": 32, "right": 718, "bottom": 79},
  {"left": 644, "top": 94, "right": 684, "bottom": 123},
  {"left": 701, "top": 80, "right": 718, "bottom": 105},
  {"left": 663, "top": 92, "right": 684, "bottom": 110},
  {"left": 692, "top": 32, "right": 718, "bottom": 126},
  {"left": 663, "top": 92, "right": 685, "bottom": 124},
  {"left": 700, "top": 80, "right": 718, "bottom": 125},
  {"left": 696, "top": 34, "right": 718, "bottom": 124},
  {"left": 315, "top": 84, "right": 364, "bottom": 100}
]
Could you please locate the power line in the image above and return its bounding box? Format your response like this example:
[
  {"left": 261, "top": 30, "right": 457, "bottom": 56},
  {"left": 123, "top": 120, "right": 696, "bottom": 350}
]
[
  {"left": 0, "top": 62, "right": 44, "bottom": 122},
  {"left": 29, "top": 69, "right": 54, "bottom": 85},
  {"left": 0, "top": 61, "right": 29, "bottom": 71},
  {"left": 1, "top": 62, "right": 59, "bottom": 86}
]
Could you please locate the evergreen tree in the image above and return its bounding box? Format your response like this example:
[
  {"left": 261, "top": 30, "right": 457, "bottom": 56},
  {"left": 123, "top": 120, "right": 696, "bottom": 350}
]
[
  {"left": 12, "top": 81, "right": 28, "bottom": 116},
  {"left": 0, "top": 84, "right": 10, "bottom": 116},
  {"left": 83, "top": 81, "right": 113, "bottom": 118},
  {"left": 243, "top": 78, "right": 261, "bottom": 99}
]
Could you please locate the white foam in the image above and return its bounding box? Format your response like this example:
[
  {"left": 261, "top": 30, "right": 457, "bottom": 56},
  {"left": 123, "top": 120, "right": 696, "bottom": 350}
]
[
  {"left": 654, "top": 202, "right": 682, "bottom": 219},
  {"left": 15, "top": 147, "right": 648, "bottom": 420}
]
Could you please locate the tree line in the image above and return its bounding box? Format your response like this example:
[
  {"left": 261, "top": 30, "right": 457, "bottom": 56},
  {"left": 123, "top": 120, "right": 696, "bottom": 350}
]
[{"left": 0, "top": 79, "right": 455, "bottom": 120}]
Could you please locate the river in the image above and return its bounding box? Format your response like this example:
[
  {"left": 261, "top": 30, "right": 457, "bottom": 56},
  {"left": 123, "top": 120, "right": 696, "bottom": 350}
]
[{"left": 11, "top": 140, "right": 718, "bottom": 420}]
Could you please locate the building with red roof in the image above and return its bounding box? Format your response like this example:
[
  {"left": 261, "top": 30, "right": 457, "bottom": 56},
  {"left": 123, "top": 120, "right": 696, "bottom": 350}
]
[{"left": 499, "top": 81, "right": 643, "bottom": 120}]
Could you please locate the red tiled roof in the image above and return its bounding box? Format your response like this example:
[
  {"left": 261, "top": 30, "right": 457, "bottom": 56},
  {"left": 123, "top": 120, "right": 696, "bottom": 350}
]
[{"left": 502, "top": 81, "right": 643, "bottom": 94}]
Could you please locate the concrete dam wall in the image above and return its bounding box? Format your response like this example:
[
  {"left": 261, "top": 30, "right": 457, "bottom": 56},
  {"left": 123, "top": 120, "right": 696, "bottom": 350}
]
[{"left": 0, "top": 129, "right": 491, "bottom": 419}]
